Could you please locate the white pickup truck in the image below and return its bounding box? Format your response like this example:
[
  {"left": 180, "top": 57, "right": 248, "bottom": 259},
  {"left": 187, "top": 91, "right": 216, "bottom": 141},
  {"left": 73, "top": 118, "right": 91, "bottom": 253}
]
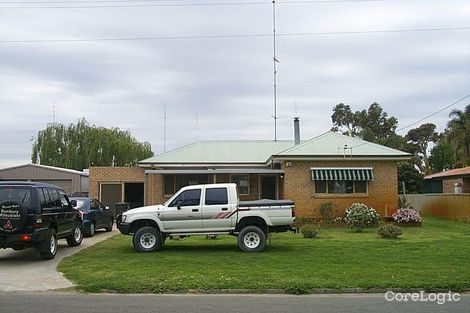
[{"left": 118, "top": 183, "right": 295, "bottom": 253}]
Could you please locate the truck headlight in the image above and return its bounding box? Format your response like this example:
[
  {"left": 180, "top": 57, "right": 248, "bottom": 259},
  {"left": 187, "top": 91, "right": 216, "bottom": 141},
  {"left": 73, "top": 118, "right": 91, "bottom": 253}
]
[{"left": 121, "top": 214, "right": 127, "bottom": 223}]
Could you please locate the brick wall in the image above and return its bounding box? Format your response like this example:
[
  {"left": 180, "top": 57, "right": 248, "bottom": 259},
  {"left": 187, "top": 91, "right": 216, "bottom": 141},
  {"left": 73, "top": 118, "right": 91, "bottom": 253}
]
[
  {"left": 89, "top": 166, "right": 145, "bottom": 199},
  {"left": 283, "top": 160, "right": 398, "bottom": 218},
  {"left": 442, "top": 178, "right": 464, "bottom": 193}
]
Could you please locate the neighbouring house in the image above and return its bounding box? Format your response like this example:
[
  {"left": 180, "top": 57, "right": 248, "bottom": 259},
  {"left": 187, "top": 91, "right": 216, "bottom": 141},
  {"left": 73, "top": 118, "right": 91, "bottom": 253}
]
[
  {"left": 89, "top": 120, "right": 411, "bottom": 218},
  {"left": 423, "top": 166, "right": 470, "bottom": 194},
  {"left": 0, "top": 163, "right": 89, "bottom": 195}
]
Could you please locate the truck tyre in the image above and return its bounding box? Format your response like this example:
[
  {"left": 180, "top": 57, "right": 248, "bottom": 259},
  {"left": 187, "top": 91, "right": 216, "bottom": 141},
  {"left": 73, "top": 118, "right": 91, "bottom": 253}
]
[
  {"left": 133, "top": 226, "right": 163, "bottom": 253},
  {"left": 38, "top": 229, "right": 58, "bottom": 260},
  {"left": 66, "top": 225, "right": 83, "bottom": 247},
  {"left": 238, "top": 225, "right": 266, "bottom": 253}
]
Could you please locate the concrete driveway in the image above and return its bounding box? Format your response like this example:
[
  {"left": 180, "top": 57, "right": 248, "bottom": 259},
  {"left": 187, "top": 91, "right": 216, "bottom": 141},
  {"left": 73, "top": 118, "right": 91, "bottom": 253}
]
[{"left": 0, "top": 229, "right": 117, "bottom": 291}]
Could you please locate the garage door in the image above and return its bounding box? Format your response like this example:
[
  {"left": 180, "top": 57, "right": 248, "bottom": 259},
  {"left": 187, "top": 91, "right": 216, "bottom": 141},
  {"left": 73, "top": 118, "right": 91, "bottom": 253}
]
[{"left": 100, "top": 183, "right": 123, "bottom": 210}]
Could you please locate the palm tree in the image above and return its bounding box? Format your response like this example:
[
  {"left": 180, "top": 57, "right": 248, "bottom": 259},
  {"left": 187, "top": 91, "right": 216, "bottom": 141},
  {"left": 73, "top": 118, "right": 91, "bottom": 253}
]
[{"left": 447, "top": 105, "right": 470, "bottom": 166}]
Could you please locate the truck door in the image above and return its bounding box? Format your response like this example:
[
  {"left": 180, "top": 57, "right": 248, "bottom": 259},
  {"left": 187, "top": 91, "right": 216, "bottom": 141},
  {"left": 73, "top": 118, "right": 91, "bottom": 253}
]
[
  {"left": 202, "top": 187, "right": 235, "bottom": 230},
  {"left": 161, "top": 188, "right": 203, "bottom": 231}
]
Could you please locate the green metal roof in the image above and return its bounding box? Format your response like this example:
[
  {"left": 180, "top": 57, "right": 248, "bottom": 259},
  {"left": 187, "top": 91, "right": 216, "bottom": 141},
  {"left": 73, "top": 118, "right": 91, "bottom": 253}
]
[
  {"left": 274, "top": 132, "right": 411, "bottom": 158},
  {"left": 139, "top": 140, "right": 295, "bottom": 164},
  {"left": 139, "top": 132, "right": 410, "bottom": 165}
]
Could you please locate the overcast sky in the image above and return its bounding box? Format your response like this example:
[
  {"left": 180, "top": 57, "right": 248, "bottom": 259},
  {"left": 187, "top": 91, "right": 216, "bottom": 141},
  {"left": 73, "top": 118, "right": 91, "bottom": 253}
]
[{"left": 1, "top": 0, "right": 469, "bottom": 168}]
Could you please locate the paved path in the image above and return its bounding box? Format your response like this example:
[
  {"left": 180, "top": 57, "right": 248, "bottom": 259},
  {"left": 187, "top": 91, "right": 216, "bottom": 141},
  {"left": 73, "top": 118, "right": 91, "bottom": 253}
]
[
  {"left": 0, "top": 293, "right": 469, "bottom": 313},
  {"left": 0, "top": 229, "right": 117, "bottom": 291}
]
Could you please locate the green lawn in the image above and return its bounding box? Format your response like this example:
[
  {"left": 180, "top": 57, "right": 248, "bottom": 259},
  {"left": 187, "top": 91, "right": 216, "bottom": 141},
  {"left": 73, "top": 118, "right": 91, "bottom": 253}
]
[{"left": 58, "top": 218, "right": 470, "bottom": 293}]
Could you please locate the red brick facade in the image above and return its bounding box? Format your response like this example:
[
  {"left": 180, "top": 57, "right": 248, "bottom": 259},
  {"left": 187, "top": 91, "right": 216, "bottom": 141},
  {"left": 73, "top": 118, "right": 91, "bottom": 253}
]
[
  {"left": 282, "top": 160, "right": 398, "bottom": 217},
  {"left": 90, "top": 160, "right": 399, "bottom": 218}
]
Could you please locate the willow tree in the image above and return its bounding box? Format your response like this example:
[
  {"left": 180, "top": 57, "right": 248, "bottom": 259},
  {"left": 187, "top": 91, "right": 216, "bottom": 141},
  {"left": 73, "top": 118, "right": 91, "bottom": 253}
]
[{"left": 31, "top": 119, "right": 153, "bottom": 170}]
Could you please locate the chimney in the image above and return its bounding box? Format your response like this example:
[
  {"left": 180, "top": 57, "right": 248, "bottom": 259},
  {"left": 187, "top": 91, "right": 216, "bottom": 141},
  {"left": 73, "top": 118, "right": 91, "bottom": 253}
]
[{"left": 294, "top": 117, "right": 300, "bottom": 145}]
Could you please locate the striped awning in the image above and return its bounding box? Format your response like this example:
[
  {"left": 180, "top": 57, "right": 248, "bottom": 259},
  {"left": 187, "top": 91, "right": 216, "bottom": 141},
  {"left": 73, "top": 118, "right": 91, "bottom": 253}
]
[{"left": 311, "top": 168, "right": 374, "bottom": 181}]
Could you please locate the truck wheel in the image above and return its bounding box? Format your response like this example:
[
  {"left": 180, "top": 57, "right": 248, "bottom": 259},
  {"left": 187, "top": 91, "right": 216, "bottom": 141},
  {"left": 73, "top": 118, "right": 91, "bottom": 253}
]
[
  {"left": 66, "top": 225, "right": 83, "bottom": 247},
  {"left": 238, "top": 226, "right": 266, "bottom": 253},
  {"left": 133, "top": 226, "right": 163, "bottom": 253},
  {"left": 38, "top": 229, "right": 58, "bottom": 260}
]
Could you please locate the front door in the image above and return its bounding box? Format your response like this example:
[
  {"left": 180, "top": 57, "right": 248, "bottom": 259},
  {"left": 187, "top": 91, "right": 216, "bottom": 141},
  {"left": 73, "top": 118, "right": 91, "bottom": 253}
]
[
  {"left": 162, "top": 188, "right": 203, "bottom": 231},
  {"left": 261, "top": 176, "right": 277, "bottom": 200}
]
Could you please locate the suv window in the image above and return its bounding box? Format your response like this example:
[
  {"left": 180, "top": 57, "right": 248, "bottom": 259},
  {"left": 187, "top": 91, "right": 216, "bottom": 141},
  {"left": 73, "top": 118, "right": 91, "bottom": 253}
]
[
  {"left": 59, "top": 191, "right": 70, "bottom": 208},
  {"left": 0, "top": 187, "right": 33, "bottom": 209},
  {"left": 205, "top": 188, "right": 228, "bottom": 205},
  {"left": 91, "top": 199, "right": 101, "bottom": 210},
  {"left": 39, "top": 188, "right": 51, "bottom": 210},
  {"left": 169, "top": 189, "right": 201, "bottom": 207},
  {"left": 48, "top": 188, "right": 62, "bottom": 208}
]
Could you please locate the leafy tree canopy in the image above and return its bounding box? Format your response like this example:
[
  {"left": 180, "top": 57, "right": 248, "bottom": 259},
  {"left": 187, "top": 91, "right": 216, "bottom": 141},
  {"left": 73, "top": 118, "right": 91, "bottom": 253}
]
[
  {"left": 404, "top": 123, "right": 438, "bottom": 174},
  {"left": 446, "top": 104, "right": 470, "bottom": 167},
  {"left": 331, "top": 102, "right": 401, "bottom": 148},
  {"left": 31, "top": 118, "right": 154, "bottom": 171}
]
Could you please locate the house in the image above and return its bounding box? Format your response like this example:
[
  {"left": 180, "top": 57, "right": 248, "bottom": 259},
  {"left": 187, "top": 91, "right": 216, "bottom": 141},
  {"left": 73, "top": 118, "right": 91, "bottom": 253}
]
[
  {"left": 89, "top": 120, "right": 411, "bottom": 217},
  {"left": 424, "top": 166, "right": 470, "bottom": 194},
  {"left": 0, "top": 163, "right": 89, "bottom": 195}
]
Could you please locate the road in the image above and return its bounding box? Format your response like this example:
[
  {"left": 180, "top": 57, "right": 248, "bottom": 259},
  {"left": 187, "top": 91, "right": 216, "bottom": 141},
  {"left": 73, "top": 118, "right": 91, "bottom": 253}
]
[
  {"left": 0, "top": 293, "right": 468, "bottom": 313},
  {"left": 0, "top": 229, "right": 117, "bottom": 291}
]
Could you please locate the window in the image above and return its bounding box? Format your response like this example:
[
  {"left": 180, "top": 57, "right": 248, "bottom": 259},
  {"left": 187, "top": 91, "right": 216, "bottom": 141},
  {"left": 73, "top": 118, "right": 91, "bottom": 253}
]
[
  {"left": 205, "top": 188, "right": 228, "bottom": 205},
  {"left": 48, "top": 188, "right": 62, "bottom": 208},
  {"left": 59, "top": 191, "right": 69, "bottom": 207},
  {"left": 164, "top": 175, "right": 210, "bottom": 195},
  {"left": 231, "top": 175, "right": 250, "bottom": 195},
  {"left": 169, "top": 189, "right": 201, "bottom": 207},
  {"left": 40, "top": 188, "right": 51, "bottom": 209},
  {"left": 315, "top": 180, "right": 368, "bottom": 194},
  {"left": 164, "top": 175, "right": 175, "bottom": 195},
  {"left": 91, "top": 199, "right": 101, "bottom": 210},
  {"left": 0, "top": 187, "right": 33, "bottom": 208}
]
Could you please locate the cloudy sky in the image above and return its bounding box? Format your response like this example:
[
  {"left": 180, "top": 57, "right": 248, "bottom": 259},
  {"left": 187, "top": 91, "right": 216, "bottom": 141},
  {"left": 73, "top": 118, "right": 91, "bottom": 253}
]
[{"left": 1, "top": 0, "right": 469, "bottom": 167}]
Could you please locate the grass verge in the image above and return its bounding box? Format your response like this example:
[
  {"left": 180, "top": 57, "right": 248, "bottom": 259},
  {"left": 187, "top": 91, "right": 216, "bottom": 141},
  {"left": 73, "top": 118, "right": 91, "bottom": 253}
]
[{"left": 58, "top": 218, "right": 470, "bottom": 293}]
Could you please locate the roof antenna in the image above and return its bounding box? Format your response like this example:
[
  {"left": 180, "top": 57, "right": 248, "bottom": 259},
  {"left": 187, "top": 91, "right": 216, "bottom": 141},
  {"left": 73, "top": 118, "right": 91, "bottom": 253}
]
[
  {"left": 163, "top": 103, "right": 167, "bottom": 153},
  {"left": 272, "top": 0, "right": 279, "bottom": 141}
]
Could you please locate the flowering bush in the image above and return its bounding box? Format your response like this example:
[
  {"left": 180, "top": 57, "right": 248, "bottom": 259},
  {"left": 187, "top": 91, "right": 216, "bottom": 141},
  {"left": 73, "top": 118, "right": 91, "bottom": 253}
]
[
  {"left": 392, "top": 208, "right": 422, "bottom": 223},
  {"left": 343, "top": 203, "right": 380, "bottom": 232},
  {"left": 377, "top": 223, "right": 402, "bottom": 239}
]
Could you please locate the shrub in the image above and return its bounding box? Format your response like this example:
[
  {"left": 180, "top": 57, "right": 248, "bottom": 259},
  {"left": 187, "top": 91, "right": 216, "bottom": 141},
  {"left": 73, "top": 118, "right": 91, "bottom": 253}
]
[
  {"left": 300, "top": 222, "right": 320, "bottom": 238},
  {"left": 393, "top": 208, "right": 422, "bottom": 223},
  {"left": 377, "top": 223, "right": 402, "bottom": 239},
  {"left": 343, "top": 203, "right": 380, "bottom": 232}
]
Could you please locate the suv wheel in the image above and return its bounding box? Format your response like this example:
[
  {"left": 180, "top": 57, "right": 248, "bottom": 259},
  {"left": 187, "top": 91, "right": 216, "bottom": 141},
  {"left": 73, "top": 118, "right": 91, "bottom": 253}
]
[
  {"left": 38, "top": 229, "right": 58, "bottom": 260},
  {"left": 133, "top": 226, "right": 163, "bottom": 253},
  {"left": 237, "top": 225, "right": 266, "bottom": 253},
  {"left": 86, "top": 223, "right": 95, "bottom": 237},
  {"left": 105, "top": 219, "right": 113, "bottom": 232},
  {"left": 66, "top": 225, "right": 83, "bottom": 247}
]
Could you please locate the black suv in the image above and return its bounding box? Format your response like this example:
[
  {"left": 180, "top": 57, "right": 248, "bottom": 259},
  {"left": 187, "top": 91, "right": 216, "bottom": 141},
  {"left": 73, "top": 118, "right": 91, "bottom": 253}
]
[{"left": 0, "top": 181, "right": 83, "bottom": 260}]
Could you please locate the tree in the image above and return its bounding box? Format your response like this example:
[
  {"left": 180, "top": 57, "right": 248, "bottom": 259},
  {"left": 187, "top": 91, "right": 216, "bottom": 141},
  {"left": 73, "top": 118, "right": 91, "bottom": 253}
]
[
  {"left": 331, "top": 102, "right": 401, "bottom": 148},
  {"left": 447, "top": 104, "right": 470, "bottom": 166},
  {"left": 397, "top": 161, "right": 423, "bottom": 194},
  {"left": 404, "top": 123, "right": 438, "bottom": 174},
  {"left": 429, "top": 133, "right": 455, "bottom": 173},
  {"left": 31, "top": 119, "right": 153, "bottom": 170}
]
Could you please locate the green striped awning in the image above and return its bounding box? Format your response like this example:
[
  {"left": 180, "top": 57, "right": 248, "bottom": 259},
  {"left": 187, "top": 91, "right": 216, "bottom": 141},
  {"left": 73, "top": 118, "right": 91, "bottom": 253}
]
[{"left": 311, "top": 168, "right": 374, "bottom": 181}]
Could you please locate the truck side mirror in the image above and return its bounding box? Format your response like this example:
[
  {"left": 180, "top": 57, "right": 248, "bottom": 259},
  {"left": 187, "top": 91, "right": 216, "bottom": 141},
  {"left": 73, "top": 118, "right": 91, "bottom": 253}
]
[{"left": 70, "top": 200, "right": 77, "bottom": 207}]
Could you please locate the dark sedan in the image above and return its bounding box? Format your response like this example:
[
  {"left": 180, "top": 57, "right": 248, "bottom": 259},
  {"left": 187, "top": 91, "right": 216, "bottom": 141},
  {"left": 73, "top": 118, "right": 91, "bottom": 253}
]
[{"left": 70, "top": 197, "right": 113, "bottom": 237}]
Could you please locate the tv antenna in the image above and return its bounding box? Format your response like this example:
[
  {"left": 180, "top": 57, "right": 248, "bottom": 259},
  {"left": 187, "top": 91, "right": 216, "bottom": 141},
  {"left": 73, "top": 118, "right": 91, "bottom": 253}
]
[
  {"left": 272, "top": 0, "right": 279, "bottom": 141},
  {"left": 163, "top": 103, "right": 167, "bottom": 153}
]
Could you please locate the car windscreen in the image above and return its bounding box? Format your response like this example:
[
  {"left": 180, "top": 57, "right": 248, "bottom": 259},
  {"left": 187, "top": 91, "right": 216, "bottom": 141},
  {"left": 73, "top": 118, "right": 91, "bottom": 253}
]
[{"left": 0, "top": 187, "right": 33, "bottom": 209}]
